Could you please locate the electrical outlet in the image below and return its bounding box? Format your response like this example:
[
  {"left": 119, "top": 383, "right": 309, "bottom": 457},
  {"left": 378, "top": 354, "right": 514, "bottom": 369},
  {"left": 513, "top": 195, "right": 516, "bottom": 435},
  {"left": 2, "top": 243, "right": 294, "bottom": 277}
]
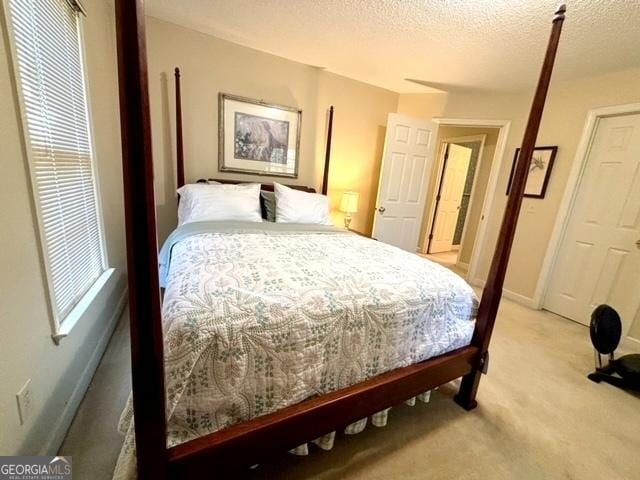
[{"left": 16, "top": 379, "right": 33, "bottom": 425}]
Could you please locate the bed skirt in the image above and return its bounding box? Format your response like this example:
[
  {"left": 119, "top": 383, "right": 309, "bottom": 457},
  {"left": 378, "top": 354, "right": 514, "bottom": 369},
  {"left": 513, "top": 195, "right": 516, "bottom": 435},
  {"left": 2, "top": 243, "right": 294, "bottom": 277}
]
[{"left": 287, "top": 390, "right": 432, "bottom": 456}]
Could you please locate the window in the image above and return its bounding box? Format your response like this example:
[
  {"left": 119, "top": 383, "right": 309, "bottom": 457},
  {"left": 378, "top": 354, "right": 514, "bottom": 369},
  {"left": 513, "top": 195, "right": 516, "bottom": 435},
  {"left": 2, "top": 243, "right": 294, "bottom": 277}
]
[{"left": 6, "top": 0, "right": 107, "bottom": 329}]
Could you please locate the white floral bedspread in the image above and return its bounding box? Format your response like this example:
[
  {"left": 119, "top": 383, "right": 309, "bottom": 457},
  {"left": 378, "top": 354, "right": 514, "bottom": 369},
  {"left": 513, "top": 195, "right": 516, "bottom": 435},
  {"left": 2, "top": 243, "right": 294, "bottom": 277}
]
[{"left": 113, "top": 223, "right": 477, "bottom": 479}]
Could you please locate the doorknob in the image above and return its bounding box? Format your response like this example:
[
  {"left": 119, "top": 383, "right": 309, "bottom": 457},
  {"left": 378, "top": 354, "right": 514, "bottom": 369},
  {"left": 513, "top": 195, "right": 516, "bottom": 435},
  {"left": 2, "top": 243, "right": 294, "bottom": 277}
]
[{"left": 378, "top": 206, "right": 386, "bottom": 214}]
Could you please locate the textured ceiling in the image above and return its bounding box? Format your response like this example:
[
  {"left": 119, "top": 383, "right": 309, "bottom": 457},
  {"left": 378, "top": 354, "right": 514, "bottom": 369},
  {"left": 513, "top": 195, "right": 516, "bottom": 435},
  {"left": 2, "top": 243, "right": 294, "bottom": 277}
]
[{"left": 146, "top": 0, "right": 640, "bottom": 93}]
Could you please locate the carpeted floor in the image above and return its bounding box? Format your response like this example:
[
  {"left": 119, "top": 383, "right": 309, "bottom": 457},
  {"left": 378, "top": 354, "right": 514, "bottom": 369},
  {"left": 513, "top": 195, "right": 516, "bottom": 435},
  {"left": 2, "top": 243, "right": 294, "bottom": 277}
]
[
  {"left": 60, "top": 296, "right": 640, "bottom": 480},
  {"left": 422, "top": 251, "right": 461, "bottom": 269}
]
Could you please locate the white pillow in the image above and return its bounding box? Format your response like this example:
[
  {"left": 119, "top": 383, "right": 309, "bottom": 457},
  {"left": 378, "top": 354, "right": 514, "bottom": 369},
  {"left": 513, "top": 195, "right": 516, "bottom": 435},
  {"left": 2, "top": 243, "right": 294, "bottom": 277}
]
[
  {"left": 274, "top": 182, "right": 333, "bottom": 225},
  {"left": 177, "top": 183, "right": 262, "bottom": 226}
]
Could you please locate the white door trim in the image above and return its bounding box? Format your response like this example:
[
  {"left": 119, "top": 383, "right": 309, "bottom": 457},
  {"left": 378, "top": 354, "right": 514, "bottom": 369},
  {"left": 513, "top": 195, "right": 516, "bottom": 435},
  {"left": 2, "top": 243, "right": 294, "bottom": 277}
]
[
  {"left": 430, "top": 118, "right": 511, "bottom": 282},
  {"left": 533, "top": 102, "right": 640, "bottom": 310}
]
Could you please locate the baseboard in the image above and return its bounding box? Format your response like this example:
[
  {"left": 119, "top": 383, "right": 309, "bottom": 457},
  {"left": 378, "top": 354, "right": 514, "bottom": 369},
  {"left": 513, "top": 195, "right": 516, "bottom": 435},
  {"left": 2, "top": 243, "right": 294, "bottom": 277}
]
[
  {"left": 43, "top": 287, "right": 128, "bottom": 455},
  {"left": 468, "top": 277, "right": 538, "bottom": 309},
  {"left": 502, "top": 289, "right": 539, "bottom": 309},
  {"left": 456, "top": 261, "right": 470, "bottom": 270},
  {"left": 623, "top": 335, "right": 640, "bottom": 352}
]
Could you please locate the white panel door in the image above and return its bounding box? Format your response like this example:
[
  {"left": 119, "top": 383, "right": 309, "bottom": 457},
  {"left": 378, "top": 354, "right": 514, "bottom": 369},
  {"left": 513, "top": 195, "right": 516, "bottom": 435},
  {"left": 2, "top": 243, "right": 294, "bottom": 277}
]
[
  {"left": 372, "top": 113, "right": 437, "bottom": 251},
  {"left": 545, "top": 113, "right": 640, "bottom": 334},
  {"left": 429, "top": 144, "right": 472, "bottom": 253}
]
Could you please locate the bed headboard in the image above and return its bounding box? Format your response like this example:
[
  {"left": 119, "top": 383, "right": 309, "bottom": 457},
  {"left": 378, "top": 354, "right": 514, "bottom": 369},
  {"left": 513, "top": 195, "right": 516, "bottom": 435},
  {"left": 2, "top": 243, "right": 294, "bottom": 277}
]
[
  {"left": 196, "top": 178, "right": 316, "bottom": 193},
  {"left": 175, "top": 69, "right": 332, "bottom": 195}
]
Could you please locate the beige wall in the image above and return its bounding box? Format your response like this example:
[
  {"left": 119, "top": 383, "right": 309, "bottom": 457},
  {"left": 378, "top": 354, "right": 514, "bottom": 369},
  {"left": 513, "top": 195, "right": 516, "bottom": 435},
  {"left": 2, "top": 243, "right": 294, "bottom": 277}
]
[
  {"left": 315, "top": 72, "right": 397, "bottom": 234},
  {"left": 419, "top": 126, "right": 499, "bottom": 265},
  {"left": 0, "top": 0, "right": 126, "bottom": 454},
  {"left": 146, "top": 17, "right": 398, "bottom": 239},
  {"left": 399, "top": 67, "right": 640, "bottom": 339},
  {"left": 631, "top": 310, "right": 640, "bottom": 341}
]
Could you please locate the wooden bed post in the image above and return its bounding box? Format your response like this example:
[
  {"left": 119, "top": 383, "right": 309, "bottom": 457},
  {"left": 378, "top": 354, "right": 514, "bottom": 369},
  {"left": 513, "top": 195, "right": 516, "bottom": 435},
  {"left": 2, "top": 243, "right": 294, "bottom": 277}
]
[
  {"left": 175, "top": 67, "right": 185, "bottom": 188},
  {"left": 115, "top": 1, "right": 168, "bottom": 478},
  {"left": 454, "top": 4, "right": 567, "bottom": 410},
  {"left": 321, "top": 105, "right": 334, "bottom": 195}
]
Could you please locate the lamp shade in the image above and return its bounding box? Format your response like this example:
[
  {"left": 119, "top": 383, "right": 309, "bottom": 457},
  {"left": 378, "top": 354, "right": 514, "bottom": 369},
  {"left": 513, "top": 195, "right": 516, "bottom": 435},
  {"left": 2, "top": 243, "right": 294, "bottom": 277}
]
[{"left": 339, "top": 191, "right": 359, "bottom": 214}]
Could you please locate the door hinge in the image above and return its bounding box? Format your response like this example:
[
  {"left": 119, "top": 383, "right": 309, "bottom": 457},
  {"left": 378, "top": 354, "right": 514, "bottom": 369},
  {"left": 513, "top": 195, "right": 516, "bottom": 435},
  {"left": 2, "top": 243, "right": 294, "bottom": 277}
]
[
  {"left": 428, "top": 233, "right": 433, "bottom": 240},
  {"left": 436, "top": 195, "right": 441, "bottom": 201}
]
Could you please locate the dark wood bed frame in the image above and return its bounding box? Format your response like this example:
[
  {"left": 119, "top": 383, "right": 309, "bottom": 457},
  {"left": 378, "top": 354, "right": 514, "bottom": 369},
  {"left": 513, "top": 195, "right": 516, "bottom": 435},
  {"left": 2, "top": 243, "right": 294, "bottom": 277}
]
[{"left": 114, "top": 3, "right": 567, "bottom": 478}]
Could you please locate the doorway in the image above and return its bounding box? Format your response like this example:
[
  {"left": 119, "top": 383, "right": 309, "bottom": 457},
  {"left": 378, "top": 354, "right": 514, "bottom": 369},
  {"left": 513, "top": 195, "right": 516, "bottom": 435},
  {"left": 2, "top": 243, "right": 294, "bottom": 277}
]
[
  {"left": 427, "top": 138, "right": 482, "bottom": 261},
  {"left": 419, "top": 122, "right": 509, "bottom": 280},
  {"left": 542, "top": 108, "right": 640, "bottom": 335}
]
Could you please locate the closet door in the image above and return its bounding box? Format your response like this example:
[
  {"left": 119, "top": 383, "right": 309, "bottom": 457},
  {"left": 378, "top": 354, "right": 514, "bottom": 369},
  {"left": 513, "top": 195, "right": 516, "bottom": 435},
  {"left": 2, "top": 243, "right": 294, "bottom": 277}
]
[{"left": 545, "top": 113, "right": 640, "bottom": 334}]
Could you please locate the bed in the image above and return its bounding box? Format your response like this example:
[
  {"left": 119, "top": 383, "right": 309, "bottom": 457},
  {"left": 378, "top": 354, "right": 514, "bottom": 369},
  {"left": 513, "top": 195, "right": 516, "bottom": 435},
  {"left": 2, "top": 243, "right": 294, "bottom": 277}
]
[
  {"left": 113, "top": 2, "right": 567, "bottom": 478},
  {"left": 114, "top": 220, "right": 478, "bottom": 477}
]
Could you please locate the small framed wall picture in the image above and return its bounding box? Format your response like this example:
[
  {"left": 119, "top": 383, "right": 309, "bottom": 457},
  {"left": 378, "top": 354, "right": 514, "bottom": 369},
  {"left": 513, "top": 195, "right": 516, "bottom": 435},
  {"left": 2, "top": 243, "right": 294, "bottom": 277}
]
[
  {"left": 506, "top": 146, "right": 557, "bottom": 198},
  {"left": 219, "top": 93, "right": 301, "bottom": 178}
]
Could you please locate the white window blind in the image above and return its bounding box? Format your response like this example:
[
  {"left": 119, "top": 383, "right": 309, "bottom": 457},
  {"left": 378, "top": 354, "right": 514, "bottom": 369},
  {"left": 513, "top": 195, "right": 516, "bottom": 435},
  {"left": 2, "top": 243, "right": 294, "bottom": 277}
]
[{"left": 7, "top": 0, "right": 106, "bottom": 325}]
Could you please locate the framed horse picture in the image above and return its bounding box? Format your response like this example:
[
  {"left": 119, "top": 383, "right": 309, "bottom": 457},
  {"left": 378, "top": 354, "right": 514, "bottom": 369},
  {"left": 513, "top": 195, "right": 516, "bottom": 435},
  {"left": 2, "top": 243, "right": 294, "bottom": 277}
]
[
  {"left": 506, "top": 146, "right": 557, "bottom": 198},
  {"left": 219, "top": 93, "right": 301, "bottom": 178}
]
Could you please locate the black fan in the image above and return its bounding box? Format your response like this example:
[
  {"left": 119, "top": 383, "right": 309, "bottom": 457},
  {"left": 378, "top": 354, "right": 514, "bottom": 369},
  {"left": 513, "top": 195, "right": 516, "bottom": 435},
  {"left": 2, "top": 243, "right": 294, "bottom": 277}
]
[{"left": 587, "top": 305, "right": 640, "bottom": 392}]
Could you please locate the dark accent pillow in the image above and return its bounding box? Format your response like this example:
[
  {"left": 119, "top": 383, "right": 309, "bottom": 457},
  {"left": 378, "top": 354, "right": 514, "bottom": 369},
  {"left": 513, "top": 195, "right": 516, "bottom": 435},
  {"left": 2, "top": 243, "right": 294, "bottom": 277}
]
[{"left": 260, "top": 191, "right": 276, "bottom": 222}]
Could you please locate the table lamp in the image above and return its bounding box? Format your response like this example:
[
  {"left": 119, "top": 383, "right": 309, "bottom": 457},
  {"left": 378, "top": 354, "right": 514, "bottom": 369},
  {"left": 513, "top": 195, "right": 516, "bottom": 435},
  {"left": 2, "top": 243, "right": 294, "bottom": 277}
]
[{"left": 339, "top": 191, "right": 359, "bottom": 229}]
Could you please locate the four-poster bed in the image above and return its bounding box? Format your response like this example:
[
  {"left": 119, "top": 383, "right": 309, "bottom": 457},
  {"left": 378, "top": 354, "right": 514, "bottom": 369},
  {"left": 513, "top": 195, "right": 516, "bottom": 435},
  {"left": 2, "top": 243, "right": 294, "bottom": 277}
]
[{"left": 114, "top": 2, "right": 567, "bottom": 478}]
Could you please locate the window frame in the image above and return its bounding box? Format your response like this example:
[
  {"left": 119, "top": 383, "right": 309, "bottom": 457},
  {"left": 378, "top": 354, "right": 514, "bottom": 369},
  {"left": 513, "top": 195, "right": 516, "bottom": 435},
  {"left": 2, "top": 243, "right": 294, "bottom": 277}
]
[{"left": 3, "top": 0, "right": 110, "bottom": 342}]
